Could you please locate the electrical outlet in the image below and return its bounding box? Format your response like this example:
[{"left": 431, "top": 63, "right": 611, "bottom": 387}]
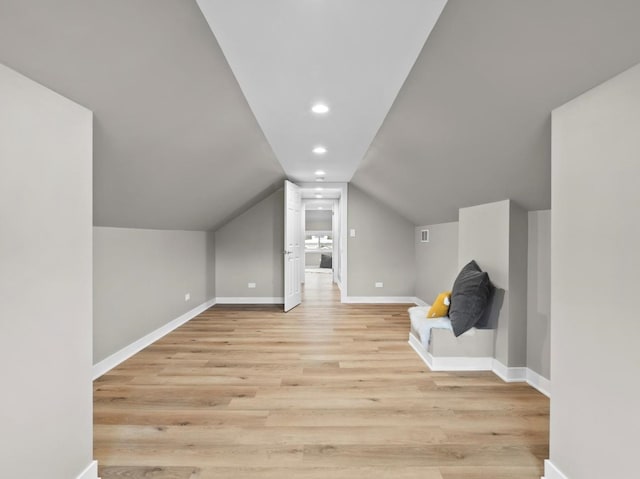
[
  {"left": 248, "top": 282, "right": 256, "bottom": 289},
  {"left": 375, "top": 282, "right": 383, "bottom": 288},
  {"left": 350, "top": 228, "right": 356, "bottom": 237},
  {"left": 184, "top": 293, "right": 190, "bottom": 301}
]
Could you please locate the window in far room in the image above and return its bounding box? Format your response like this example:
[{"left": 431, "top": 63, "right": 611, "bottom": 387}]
[{"left": 305, "top": 231, "right": 333, "bottom": 252}]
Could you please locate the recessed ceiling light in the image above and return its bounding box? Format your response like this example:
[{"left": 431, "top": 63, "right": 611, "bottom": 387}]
[
  {"left": 313, "top": 146, "right": 327, "bottom": 155},
  {"left": 315, "top": 194, "right": 323, "bottom": 199},
  {"left": 317, "top": 207, "right": 323, "bottom": 210},
  {"left": 311, "top": 103, "right": 329, "bottom": 114},
  {"left": 315, "top": 187, "right": 323, "bottom": 191},
  {"left": 314, "top": 170, "right": 325, "bottom": 176}
]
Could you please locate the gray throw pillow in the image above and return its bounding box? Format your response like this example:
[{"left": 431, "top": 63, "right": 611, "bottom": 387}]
[{"left": 449, "top": 261, "right": 492, "bottom": 337}]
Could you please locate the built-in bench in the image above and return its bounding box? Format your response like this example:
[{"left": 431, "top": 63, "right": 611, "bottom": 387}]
[{"left": 408, "top": 306, "right": 495, "bottom": 371}]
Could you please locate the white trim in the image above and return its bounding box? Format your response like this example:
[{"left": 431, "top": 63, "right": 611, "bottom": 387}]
[
  {"left": 408, "top": 332, "right": 434, "bottom": 369},
  {"left": 492, "top": 360, "right": 527, "bottom": 382},
  {"left": 298, "top": 182, "right": 348, "bottom": 302},
  {"left": 92, "top": 298, "right": 216, "bottom": 380},
  {"left": 215, "top": 296, "right": 284, "bottom": 304},
  {"left": 435, "top": 355, "right": 494, "bottom": 371},
  {"left": 527, "top": 368, "right": 551, "bottom": 398},
  {"left": 492, "top": 360, "right": 552, "bottom": 397},
  {"left": 343, "top": 296, "right": 417, "bottom": 304},
  {"left": 77, "top": 460, "right": 99, "bottom": 479},
  {"left": 408, "top": 335, "right": 551, "bottom": 397},
  {"left": 413, "top": 297, "right": 428, "bottom": 307},
  {"left": 408, "top": 333, "right": 494, "bottom": 371},
  {"left": 542, "top": 459, "right": 569, "bottom": 479}
]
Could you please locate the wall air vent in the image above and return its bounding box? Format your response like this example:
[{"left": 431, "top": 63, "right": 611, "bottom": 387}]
[{"left": 421, "top": 229, "right": 430, "bottom": 243}]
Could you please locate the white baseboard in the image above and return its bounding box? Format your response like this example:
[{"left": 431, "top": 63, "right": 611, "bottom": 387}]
[
  {"left": 408, "top": 334, "right": 551, "bottom": 396},
  {"left": 408, "top": 333, "right": 434, "bottom": 369},
  {"left": 215, "top": 296, "right": 284, "bottom": 304},
  {"left": 436, "top": 355, "right": 494, "bottom": 371},
  {"left": 413, "top": 297, "right": 428, "bottom": 307},
  {"left": 492, "top": 360, "right": 527, "bottom": 382},
  {"left": 527, "top": 368, "right": 551, "bottom": 398},
  {"left": 343, "top": 296, "right": 418, "bottom": 304},
  {"left": 77, "top": 460, "right": 99, "bottom": 479},
  {"left": 92, "top": 298, "right": 216, "bottom": 380},
  {"left": 542, "top": 459, "right": 569, "bottom": 479},
  {"left": 408, "top": 333, "right": 494, "bottom": 371},
  {"left": 492, "top": 360, "right": 551, "bottom": 397}
]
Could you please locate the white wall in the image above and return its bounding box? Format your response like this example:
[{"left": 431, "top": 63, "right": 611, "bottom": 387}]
[
  {"left": 415, "top": 222, "right": 459, "bottom": 304},
  {"left": 549, "top": 62, "right": 640, "bottom": 478},
  {"left": 0, "top": 64, "right": 95, "bottom": 478},
  {"left": 215, "top": 188, "right": 284, "bottom": 299},
  {"left": 93, "top": 227, "right": 212, "bottom": 363},
  {"left": 347, "top": 185, "right": 415, "bottom": 297},
  {"left": 527, "top": 210, "right": 551, "bottom": 380}
]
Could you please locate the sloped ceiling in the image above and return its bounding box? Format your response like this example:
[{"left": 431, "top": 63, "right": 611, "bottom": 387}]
[
  {"left": 196, "top": 0, "right": 446, "bottom": 183},
  {"left": 352, "top": 0, "right": 640, "bottom": 226},
  {"left": 2, "top": 1, "right": 640, "bottom": 231},
  {"left": 0, "top": 0, "right": 284, "bottom": 231}
]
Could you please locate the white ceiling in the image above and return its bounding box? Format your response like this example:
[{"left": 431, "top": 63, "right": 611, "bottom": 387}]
[
  {"left": 301, "top": 186, "right": 340, "bottom": 211},
  {"left": 196, "top": 0, "right": 447, "bottom": 183}
]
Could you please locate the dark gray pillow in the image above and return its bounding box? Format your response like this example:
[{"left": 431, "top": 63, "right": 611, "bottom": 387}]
[
  {"left": 474, "top": 281, "right": 496, "bottom": 329},
  {"left": 449, "top": 261, "right": 492, "bottom": 337}
]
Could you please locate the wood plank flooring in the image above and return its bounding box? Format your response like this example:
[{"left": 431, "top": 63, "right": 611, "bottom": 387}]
[{"left": 94, "top": 272, "right": 549, "bottom": 478}]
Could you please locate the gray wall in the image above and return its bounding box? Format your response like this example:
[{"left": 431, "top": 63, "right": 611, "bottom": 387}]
[
  {"left": 508, "top": 201, "right": 529, "bottom": 369},
  {"left": 458, "top": 200, "right": 510, "bottom": 364},
  {"left": 458, "top": 199, "right": 528, "bottom": 367},
  {"left": 305, "top": 209, "right": 332, "bottom": 231},
  {"left": 0, "top": 64, "right": 94, "bottom": 478},
  {"left": 206, "top": 231, "right": 216, "bottom": 300},
  {"left": 550, "top": 62, "right": 640, "bottom": 478},
  {"left": 527, "top": 210, "right": 551, "bottom": 380},
  {"left": 215, "top": 188, "right": 284, "bottom": 298},
  {"left": 94, "top": 227, "right": 211, "bottom": 363},
  {"left": 415, "top": 222, "right": 459, "bottom": 304},
  {"left": 347, "top": 185, "right": 415, "bottom": 297}
]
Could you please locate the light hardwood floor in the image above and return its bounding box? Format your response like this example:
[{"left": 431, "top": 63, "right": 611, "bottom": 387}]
[{"left": 94, "top": 272, "right": 549, "bottom": 478}]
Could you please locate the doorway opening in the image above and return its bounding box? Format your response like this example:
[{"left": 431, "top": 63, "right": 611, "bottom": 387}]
[
  {"left": 303, "top": 198, "right": 335, "bottom": 298},
  {"left": 284, "top": 181, "right": 348, "bottom": 311}
]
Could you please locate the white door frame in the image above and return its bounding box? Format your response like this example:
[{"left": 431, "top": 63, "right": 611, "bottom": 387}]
[
  {"left": 296, "top": 182, "right": 348, "bottom": 302},
  {"left": 299, "top": 206, "right": 306, "bottom": 284}
]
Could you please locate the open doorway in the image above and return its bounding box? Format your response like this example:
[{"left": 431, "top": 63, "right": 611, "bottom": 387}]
[
  {"left": 303, "top": 199, "right": 335, "bottom": 294},
  {"left": 284, "top": 182, "right": 347, "bottom": 309}
]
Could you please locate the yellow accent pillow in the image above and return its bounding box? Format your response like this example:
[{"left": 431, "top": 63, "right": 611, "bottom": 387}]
[{"left": 427, "top": 291, "right": 452, "bottom": 318}]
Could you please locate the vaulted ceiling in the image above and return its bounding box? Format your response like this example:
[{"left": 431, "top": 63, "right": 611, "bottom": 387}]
[
  {"left": 196, "top": 0, "right": 446, "bottom": 184},
  {"left": 352, "top": 0, "right": 640, "bottom": 225},
  {"left": 2, "top": 0, "right": 640, "bottom": 230},
  {"left": 0, "top": 0, "right": 284, "bottom": 231}
]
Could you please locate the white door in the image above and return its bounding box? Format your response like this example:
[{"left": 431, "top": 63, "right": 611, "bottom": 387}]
[{"left": 284, "top": 180, "right": 302, "bottom": 312}]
